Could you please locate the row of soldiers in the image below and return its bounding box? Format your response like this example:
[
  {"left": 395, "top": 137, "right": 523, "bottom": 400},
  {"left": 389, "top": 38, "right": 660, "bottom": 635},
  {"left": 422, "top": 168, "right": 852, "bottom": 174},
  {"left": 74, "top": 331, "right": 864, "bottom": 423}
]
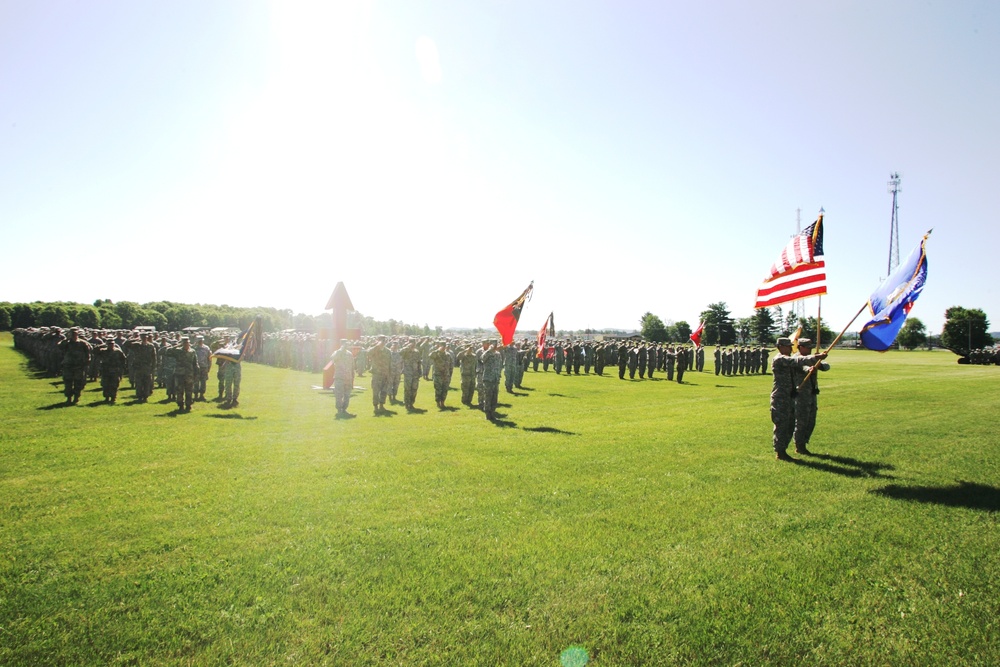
[
  {"left": 713, "top": 345, "right": 772, "bottom": 376},
  {"left": 328, "top": 335, "right": 527, "bottom": 421},
  {"left": 12, "top": 327, "right": 244, "bottom": 410},
  {"left": 965, "top": 348, "right": 1000, "bottom": 365},
  {"left": 325, "top": 335, "right": 728, "bottom": 421}
]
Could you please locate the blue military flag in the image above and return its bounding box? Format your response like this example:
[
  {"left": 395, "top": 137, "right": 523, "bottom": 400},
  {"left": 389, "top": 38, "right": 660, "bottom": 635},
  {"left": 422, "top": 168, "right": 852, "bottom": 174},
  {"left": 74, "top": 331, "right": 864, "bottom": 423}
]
[{"left": 860, "top": 233, "right": 930, "bottom": 351}]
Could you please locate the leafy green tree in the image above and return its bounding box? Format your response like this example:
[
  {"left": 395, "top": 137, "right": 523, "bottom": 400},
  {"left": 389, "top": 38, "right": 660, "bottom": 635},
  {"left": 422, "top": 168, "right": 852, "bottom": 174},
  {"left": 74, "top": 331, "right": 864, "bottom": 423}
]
[
  {"left": 698, "top": 302, "right": 736, "bottom": 345},
  {"left": 114, "top": 301, "right": 144, "bottom": 329},
  {"left": 73, "top": 305, "right": 101, "bottom": 328},
  {"left": 674, "top": 320, "right": 692, "bottom": 343},
  {"left": 98, "top": 307, "right": 122, "bottom": 328},
  {"left": 941, "top": 307, "right": 991, "bottom": 355},
  {"left": 139, "top": 309, "right": 168, "bottom": 330},
  {"left": 736, "top": 317, "right": 752, "bottom": 344},
  {"left": 39, "top": 305, "right": 73, "bottom": 327},
  {"left": 783, "top": 309, "right": 799, "bottom": 336},
  {"left": 11, "top": 304, "right": 36, "bottom": 328},
  {"left": 750, "top": 308, "right": 777, "bottom": 344},
  {"left": 0, "top": 305, "right": 11, "bottom": 330},
  {"left": 640, "top": 312, "right": 669, "bottom": 342},
  {"left": 800, "top": 317, "right": 835, "bottom": 348},
  {"left": 895, "top": 317, "right": 927, "bottom": 350}
]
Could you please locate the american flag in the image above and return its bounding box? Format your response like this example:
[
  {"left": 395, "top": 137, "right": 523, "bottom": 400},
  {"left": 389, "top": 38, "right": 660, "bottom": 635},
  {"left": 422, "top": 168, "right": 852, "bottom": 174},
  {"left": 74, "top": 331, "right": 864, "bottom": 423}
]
[{"left": 754, "top": 215, "right": 827, "bottom": 309}]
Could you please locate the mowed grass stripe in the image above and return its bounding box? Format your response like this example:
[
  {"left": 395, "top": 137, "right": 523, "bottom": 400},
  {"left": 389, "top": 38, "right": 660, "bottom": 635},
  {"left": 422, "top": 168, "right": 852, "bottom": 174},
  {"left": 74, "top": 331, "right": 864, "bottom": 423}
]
[{"left": 1, "top": 332, "right": 998, "bottom": 666}]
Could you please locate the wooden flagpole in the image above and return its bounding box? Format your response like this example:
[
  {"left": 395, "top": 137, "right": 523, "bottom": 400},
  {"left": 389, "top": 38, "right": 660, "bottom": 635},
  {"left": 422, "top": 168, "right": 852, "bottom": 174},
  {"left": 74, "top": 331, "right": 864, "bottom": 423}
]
[{"left": 797, "top": 301, "right": 868, "bottom": 390}]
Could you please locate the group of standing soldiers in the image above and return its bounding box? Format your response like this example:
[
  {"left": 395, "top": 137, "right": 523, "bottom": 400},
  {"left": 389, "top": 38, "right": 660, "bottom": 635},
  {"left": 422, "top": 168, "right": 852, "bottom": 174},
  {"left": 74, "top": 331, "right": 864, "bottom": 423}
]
[
  {"left": 12, "top": 327, "right": 245, "bottom": 410},
  {"left": 713, "top": 345, "right": 772, "bottom": 376},
  {"left": 324, "top": 335, "right": 725, "bottom": 422}
]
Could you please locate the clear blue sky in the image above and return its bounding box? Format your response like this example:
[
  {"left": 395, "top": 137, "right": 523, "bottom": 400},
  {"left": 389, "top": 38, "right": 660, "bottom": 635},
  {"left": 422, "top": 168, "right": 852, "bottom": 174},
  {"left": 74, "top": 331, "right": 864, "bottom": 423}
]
[{"left": 2, "top": 1, "right": 997, "bottom": 335}]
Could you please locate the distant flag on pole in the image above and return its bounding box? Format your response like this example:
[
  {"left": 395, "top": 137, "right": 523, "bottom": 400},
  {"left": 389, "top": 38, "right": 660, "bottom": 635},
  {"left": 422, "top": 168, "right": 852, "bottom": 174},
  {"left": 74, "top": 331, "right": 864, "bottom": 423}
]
[
  {"left": 690, "top": 320, "right": 705, "bottom": 348},
  {"left": 754, "top": 214, "right": 827, "bottom": 309},
  {"left": 493, "top": 281, "right": 533, "bottom": 346},
  {"left": 536, "top": 312, "right": 555, "bottom": 359},
  {"left": 860, "top": 232, "right": 930, "bottom": 352}
]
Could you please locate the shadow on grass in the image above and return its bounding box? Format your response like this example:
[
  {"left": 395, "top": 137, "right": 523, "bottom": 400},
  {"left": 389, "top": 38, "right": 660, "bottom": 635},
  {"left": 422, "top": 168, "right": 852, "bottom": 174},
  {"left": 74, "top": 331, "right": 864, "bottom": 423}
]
[
  {"left": 491, "top": 416, "right": 518, "bottom": 428},
  {"left": 547, "top": 393, "right": 577, "bottom": 399},
  {"left": 405, "top": 407, "right": 427, "bottom": 415},
  {"left": 870, "top": 481, "right": 1000, "bottom": 512},
  {"left": 807, "top": 453, "right": 896, "bottom": 478},
  {"left": 205, "top": 413, "right": 258, "bottom": 420},
  {"left": 792, "top": 453, "right": 895, "bottom": 479},
  {"left": 37, "top": 401, "right": 73, "bottom": 410},
  {"left": 438, "top": 406, "right": 461, "bottom": 412},
  {"left": 523, "top": 426, "right": 578, "bottom": 436},
  {"left": 506, "top": 390, "right": 530, "bottom": 397}
]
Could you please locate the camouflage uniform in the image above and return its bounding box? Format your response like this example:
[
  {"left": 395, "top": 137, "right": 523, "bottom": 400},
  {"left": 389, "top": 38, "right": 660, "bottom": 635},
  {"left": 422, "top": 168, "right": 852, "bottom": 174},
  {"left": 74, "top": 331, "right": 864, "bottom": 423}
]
[
  {"left": 457, "top": 346, "right": 478, "bottom": 405},
  {"left": 429, "top": 344, "right": 453, "bottom": 408},
  {"left": 503, "top": 344, "right": 518, "bottom": 393},
  {"left": 481, "top": 345, "right": 503, "bottom": 420},
  {"left": 330, "top": 342, "right": 354, "bottom": 415},
  {"left": 771, "top": 337, "right": 827, "bottom": 459},
  {"left": 193, "top": 337, "right": 213, "bottom": 400},
  {"left": 222, "top": 359, "right": 242, "bottom": 406},
  {"left": 59, "top": 331, "right": 92, "bottom": 403},
  {"left": 401, "top": 342, "right": 422, "bottom": 410},
  {"left": 171, "top": 340, "right": 200, "bottom": 411},
  {"left": 792, "top": 339, "right": 830, "bottom": 453},
  {"left": 368, "top": 338, "right": 392, "bottom": 412},
  {"left": 131, "top": 335, "right": 158, "bottom": 402},
  {"left": 99, "top": 342, "right": 128, "bottom": 402}
]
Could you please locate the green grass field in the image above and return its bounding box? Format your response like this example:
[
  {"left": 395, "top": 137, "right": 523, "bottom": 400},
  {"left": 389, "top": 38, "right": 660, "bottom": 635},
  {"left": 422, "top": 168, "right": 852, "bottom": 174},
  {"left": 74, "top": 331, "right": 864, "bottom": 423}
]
[{"left": 2, "top": 332, "right": 998, "bottom": 666}]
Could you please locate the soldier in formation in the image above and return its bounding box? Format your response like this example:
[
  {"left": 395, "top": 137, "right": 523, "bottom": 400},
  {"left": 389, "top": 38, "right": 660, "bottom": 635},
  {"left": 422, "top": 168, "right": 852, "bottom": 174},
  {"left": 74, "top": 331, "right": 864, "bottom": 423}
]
[
  {"left": 99, "top": 339, "right": 128, "bottom": 403},
  {"left": 330, "top": 339, "right": 355, "bottom": 417},
  {"left": 59, "top": 328, "right": 92, "bottom": 404}
]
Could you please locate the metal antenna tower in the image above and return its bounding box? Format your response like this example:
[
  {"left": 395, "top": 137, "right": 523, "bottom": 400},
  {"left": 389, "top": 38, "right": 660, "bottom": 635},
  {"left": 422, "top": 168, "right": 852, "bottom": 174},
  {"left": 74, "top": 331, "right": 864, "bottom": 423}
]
[{"left": 887, "top": 172, "right": 901, "bottom": 274}]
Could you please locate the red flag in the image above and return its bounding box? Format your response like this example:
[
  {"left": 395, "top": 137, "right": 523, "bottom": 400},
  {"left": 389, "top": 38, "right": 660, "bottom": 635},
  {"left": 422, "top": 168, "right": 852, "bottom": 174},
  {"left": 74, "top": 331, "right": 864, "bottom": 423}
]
[
  {"left": 493, "top": 282, "right": 533, "bottom": 345},
  {"left": 690, "top": 320, "right": 705, "bottom": 348},
  {"left": 536, "top": 312, "right": 554, "bottom": 358},
  {"left": 754, "top": 214, "right": 827, "bottom": 309}
]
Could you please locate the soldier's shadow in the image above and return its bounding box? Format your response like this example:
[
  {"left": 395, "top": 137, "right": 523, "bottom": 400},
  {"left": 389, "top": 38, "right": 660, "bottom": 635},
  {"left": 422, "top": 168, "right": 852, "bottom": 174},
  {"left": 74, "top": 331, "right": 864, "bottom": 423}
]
[
  {"left": 37, "top": 401, "right": 73, "bottom": 410},
  {"left": 793, "top": 453, "right": 895, "bottom": 479},
  {"left": 491, "top": 415, "right": 518, "bottom": 428},
  {"left": 870, "top": 481, "right": 1000, "bottom": 511},
  {"left": 405, "top": 407, "right": 427, "bottom": 415},
  {"left": 523, "top": 426, "right": 578, "bottom": 435}
]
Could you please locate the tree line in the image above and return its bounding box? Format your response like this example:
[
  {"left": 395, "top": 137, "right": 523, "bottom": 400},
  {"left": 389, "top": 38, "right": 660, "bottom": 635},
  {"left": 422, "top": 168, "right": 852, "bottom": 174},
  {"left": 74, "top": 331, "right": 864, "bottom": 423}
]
[
  {"left": 0, "top": 300, "right": 426, "bottom": 337},
  {"left": 638, "top": 302, "right": 993, "bottom": 354}
]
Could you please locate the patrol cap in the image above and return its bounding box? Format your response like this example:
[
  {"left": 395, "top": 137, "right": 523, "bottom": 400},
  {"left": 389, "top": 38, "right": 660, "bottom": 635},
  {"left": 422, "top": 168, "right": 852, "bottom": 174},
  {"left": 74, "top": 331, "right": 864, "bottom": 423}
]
[
  {"left": 776, "top": 337, "right": 792, "bottom": 346},
  {"left": 797, "top": 338, "right": 813, "bottom": 346},
  {"left": 179, "top": 336, "right": 190, "bottom": 342}
]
